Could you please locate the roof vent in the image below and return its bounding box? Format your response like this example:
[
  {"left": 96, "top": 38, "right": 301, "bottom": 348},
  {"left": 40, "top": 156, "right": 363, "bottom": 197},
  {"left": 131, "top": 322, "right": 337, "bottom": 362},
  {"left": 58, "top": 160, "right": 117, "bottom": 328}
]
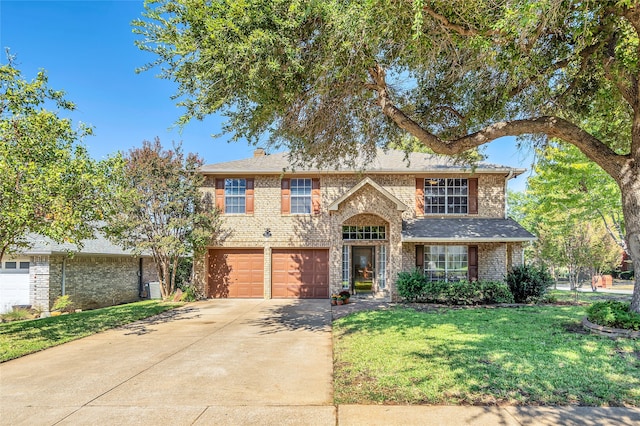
[{"left": 253, "top": 148, "right": 266, "bottom": 157}]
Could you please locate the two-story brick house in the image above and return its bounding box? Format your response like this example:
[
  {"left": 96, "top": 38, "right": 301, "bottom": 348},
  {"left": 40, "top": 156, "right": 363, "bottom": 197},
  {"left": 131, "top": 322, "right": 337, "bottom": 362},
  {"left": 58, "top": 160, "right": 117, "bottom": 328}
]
[{"left": 196, "top": 148, "right": 535, "bottom": 300}]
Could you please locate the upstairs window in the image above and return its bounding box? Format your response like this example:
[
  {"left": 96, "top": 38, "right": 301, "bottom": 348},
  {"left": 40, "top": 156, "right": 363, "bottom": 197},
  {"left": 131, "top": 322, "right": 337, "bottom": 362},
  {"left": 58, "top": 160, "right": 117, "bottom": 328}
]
[
  {"left": 215, "top": 178, "right": 254, "bottom": 214},
  {"left": 224, "top": 178, "right": 246, "bottom": 214},
  {"left": 290, "top": 178, "right": 312, "bottom": 214},
  {"left": 424, "top": 178, "right": 468, "bottom": 214},
  {"left": 342, "top": 226, "right": 387, "bottom": 240}
]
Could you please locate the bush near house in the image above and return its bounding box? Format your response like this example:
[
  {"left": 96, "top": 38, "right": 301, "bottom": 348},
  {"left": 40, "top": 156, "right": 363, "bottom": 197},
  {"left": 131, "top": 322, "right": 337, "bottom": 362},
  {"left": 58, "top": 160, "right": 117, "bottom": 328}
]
[
  {"left": 506, "top": 264, "right": 554, "bottom": 303},
  {"left": 396, "top": 270, "right": 514, "bottom": 305}
]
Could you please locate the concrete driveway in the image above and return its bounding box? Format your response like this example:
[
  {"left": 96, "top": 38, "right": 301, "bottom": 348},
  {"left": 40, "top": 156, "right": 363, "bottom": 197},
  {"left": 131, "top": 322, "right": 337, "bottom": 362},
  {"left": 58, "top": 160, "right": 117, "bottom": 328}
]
[{"left": 0, "top": 299, "right": 335, "bottom": 425}]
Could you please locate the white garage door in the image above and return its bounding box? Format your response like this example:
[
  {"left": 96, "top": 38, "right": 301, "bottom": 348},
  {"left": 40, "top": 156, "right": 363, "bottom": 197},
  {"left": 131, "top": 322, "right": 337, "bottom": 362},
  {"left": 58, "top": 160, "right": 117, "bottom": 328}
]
[{"left": 0, "top": 272, "right": 30, "bottom": 314}]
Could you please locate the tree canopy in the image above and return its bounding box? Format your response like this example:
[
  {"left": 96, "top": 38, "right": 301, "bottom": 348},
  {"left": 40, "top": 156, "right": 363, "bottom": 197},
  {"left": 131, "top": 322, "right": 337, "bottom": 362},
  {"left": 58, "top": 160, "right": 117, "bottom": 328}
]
[
  {"left": 134, "top": 0, "right": 640, "bottom": 311},
  {"left": 0, "top": 59, "right": 117, "bottom": 262},
  {"left": 106, "top": 139, "right": 220, "bottom": 299}
]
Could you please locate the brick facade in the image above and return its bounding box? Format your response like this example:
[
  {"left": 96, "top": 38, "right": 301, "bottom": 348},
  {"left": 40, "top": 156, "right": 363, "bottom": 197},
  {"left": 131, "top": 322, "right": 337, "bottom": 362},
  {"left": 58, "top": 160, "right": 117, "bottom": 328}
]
[
  {"left": 199, "top": 170, "right": 527, "bottom": 301},
  {"left": 29, "top": 255, "right": 156, "bottom": 311}
]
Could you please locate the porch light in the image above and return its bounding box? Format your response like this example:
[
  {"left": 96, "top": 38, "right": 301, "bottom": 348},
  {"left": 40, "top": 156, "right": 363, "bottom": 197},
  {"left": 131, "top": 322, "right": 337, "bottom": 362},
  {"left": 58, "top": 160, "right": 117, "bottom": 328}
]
[{"left": 263, "top": 228, "right": 272, "bottom": 238}]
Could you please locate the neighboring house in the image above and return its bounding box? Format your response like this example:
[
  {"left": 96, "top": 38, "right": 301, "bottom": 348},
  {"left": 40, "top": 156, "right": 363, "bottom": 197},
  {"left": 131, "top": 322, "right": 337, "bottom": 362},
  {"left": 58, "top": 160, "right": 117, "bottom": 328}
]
[
  {"left": 0, "top": 233, "right": 156, "bottom": 314},
  {"left": 195, "top": 148, "right": 535, "bottom": 301}
]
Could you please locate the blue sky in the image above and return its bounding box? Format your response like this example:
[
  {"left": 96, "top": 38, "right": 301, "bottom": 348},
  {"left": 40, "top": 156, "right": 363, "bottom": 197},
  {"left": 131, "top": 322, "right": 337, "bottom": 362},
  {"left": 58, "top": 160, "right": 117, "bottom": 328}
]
[{"left": 1, "top": 0, "right": 533, "bottom": 191}]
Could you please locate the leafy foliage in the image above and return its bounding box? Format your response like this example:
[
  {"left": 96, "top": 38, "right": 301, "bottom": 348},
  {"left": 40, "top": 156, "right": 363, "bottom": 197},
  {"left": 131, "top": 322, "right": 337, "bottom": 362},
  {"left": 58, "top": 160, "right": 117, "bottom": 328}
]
[
  {"left": 397, "top": 270, "right": 513, "bottom": 304},
  {"left": 587, "top": 301, "right": 640, "bottom": 331},
  {"left": 51, "top": 295, "right": 74, "bottom": 313},
  {"left": 506, "top": 264, "right": 554, "bottom": 303},
  {"left": 0, "top": 58, "right": 120, "bottom": 262},
  {"left": 106, "top": 139, "right": 221, "bottom": 299},
  {"left": 134, "top": 0, "right": 640, "bottom": 311}
]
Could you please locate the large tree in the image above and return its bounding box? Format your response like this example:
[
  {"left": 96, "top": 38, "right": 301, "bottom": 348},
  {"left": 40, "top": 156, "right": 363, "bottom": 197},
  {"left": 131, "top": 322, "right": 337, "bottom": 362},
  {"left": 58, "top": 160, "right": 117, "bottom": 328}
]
[
  {"left": 0, "top": 59, "right": 116, "bottom": 263},
  {"left": 107, "top": 139, "right": 220, "bottom": 299},
  {"left": 134, "top": 0, "right": 640, "bottom": 311}
]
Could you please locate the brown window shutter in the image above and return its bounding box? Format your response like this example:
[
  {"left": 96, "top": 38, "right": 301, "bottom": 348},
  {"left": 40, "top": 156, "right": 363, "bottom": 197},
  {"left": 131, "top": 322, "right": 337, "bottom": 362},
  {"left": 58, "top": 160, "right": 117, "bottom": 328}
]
[
  {"left": 468, "top": 245, "right": 478, "bottom": 281},
  {"left": 468, "top": 178, "right": 478, "bottom": 215},
  {"left": 312, "top": 178, "right": 321, "bottom": 215},
  {"left": 415, "top": 178, "right": 424, "bottom": 215},
  {"left": 215, "top": 178, "right": 225, "bottom": 212},
  {"left": 245, "top": 178, "right": 254, "bottom": 214},
  {"left": 415, "top": 245, "right": 424, "bottom": 271},
  {"left": 281, "top": 178, "right": 290, "bottom": 214}
]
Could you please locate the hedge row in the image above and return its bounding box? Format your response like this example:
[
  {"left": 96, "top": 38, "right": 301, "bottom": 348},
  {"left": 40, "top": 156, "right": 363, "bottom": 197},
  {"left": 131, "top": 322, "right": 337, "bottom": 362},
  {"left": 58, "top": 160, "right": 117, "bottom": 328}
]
[
  {"left": 396, "top": 269, "right": 514, "bottom": 305},
  {"left": 397, "top": 265, "right": 554, "bottom": 305}
]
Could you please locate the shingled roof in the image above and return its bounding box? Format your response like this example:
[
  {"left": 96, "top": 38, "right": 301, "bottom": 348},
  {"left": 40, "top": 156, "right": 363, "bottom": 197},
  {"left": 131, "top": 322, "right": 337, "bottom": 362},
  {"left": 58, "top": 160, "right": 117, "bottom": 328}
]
[
  {"left": 201, "top": 148, "right": 526, "bottom": 175},
  {"left": 402, "top": 218, "right": 536, "bottom": 243},
  {"left": 21, "top": 232, "right": 145, "bottom": 257}
]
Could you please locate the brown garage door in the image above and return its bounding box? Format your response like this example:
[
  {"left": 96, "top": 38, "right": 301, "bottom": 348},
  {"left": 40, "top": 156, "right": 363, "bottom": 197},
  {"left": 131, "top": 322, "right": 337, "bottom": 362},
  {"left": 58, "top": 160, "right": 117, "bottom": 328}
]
[
  {"left": 271, "top": 249, "right": 329, "bottom": 298},
  {"left": 208, "top": 249, "right": 264, "bottom": 298}
]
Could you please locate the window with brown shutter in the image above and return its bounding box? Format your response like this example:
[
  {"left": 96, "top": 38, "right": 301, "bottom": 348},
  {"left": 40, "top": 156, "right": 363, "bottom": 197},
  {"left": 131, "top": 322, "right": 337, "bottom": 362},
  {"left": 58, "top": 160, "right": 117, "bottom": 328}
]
[
  {"left": 415, "top": 178, "right": 424, "bottom": 215},
  {"left": 245, "top": 178, "right": 254, "bottom": 214},
  {"left": 312, "top": 178, "right": 321, "bottom": 215},
  {"left": 468, "top": 245, "right": 479, "bottom": 281},
  {"left": 415, "top": 245, "right": 424, "bottom": 271},
  {"left": 215, "top": 178, "right": 225, "bottom": 211},
  {"left": 281, "top": 178, "right": 290, "bottom": 214},
  {"left": 468, "top": 178, "right": 478, "bottom": 215}
]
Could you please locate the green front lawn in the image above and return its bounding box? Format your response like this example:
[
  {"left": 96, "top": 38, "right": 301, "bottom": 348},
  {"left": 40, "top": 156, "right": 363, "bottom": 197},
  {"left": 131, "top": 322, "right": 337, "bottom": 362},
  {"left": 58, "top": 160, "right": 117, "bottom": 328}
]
[
  {"left": 334, "top": 305, "right": 640, "bottom": 406},
  {"left": 0, "top": 300, "right": 180, "bottom": 362}
]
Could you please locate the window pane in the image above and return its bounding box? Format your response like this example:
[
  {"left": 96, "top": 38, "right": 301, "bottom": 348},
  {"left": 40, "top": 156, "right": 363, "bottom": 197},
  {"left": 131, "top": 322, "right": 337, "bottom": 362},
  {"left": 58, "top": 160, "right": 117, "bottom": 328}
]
[
  {"left": 424, "top": 178, "right": 468, "bottom": 214},
  {"left": 5, "top": 262, "right": 16, "bottom": 269},
  {"left": 290, "top": 178, "right": 311, "bottom": 214},
  {"left": 224, "top": 178, "right": 246, "bottom": 214},
  {"left": 19, "top": 262, "right": 30, "bottom": 269},
  {"left": 424, "top": 246, "right": 468, "bottom": 282}
]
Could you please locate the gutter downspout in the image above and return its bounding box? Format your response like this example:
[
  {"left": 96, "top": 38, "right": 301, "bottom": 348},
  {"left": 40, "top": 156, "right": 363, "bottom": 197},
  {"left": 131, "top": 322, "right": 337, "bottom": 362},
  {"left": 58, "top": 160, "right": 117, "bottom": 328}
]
[
  {"left": 61, "top": 258, "right": 66, "bottom": 296},
  {"left": 138, "top": 257, "right": 144, "bottom": 298},
  {"left": 504, "top": 170, "right": 515, "bottom": 219}
]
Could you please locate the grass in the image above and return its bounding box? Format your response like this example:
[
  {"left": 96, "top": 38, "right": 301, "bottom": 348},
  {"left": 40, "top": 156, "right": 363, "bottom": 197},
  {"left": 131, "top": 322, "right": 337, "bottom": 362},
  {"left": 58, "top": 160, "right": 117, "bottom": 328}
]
[
  {"left": 333, "top": 305, "right": 640, "bottom": 406},
  {"left": 548, "top": 289, "right": 632, "bottom": 304},
  {"left": 0, "top": 300, "right": 180, "bottom": 362}
]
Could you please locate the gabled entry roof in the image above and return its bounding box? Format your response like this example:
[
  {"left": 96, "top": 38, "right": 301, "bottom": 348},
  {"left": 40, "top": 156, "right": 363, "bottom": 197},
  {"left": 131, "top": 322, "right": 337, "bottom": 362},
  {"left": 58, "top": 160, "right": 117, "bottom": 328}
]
[
  {"left": 328, "top": 177, "right": 408, "bottom": 212},
  {"left": 402, "top": 218, "right": 536, "bottom": 243}
]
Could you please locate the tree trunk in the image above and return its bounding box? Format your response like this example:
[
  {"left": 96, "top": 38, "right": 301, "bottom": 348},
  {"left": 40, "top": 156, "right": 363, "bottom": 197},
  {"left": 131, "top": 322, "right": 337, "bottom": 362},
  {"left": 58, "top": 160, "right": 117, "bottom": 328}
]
[{"left": 619, "top": 162, "right": 640, "bottom": 312}]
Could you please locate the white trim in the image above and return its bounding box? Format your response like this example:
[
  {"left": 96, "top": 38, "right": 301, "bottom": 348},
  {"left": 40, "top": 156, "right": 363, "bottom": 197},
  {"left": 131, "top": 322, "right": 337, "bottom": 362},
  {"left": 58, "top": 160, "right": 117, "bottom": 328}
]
[{"left": 328, "top": 177, "right": 408, "bottom": 211}]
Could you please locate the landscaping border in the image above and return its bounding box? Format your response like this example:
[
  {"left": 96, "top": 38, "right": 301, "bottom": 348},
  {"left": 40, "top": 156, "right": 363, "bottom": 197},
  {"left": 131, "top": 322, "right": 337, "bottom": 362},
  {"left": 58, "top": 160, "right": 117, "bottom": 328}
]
[{"left": 582, "top": 317, "right": 640, "bottom": 339}]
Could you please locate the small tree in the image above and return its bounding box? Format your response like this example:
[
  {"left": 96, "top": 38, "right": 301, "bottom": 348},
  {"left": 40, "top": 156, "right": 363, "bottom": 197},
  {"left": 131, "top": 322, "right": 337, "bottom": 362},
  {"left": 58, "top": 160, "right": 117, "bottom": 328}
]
[{"left": 107, "top": 139, "right": 220, "bottom": 299}]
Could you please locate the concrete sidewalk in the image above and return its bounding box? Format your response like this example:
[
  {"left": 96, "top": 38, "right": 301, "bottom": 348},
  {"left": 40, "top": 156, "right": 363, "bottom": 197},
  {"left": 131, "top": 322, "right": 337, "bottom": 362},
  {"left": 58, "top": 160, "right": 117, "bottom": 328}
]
[{"left": 1, "top": 299, "right": 639, "bottom": 425}]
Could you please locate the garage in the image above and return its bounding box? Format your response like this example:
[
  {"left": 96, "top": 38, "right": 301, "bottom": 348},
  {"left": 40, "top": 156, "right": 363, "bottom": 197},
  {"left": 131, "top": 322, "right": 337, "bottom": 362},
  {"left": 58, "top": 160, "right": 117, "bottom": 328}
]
[
  {"left": 208, "top": 249, "right": 264, "bottom": 298},
  {"left": 271, "top": 249, "right": 329, "bottom": 298},
  {"left": 0, "top": 271, "right": 30, "bottom": 314}
]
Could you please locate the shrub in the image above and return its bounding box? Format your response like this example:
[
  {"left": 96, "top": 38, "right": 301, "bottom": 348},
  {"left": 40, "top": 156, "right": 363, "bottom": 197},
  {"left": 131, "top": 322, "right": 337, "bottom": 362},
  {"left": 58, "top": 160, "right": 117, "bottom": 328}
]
[
  {"left": 396, "top": 269, "right": 428, "bottom": 302},
  {"left": 396, "top": 272, "right": 514, "bottom": 305},
  {"left": 179, "top": 284, "right": 203, "bottom": 302},
  {"left": 1, "top": 308, "right": 32, "bottom": 322},
  {"left": 587, "top": 301, "right": 640, "bottom": 331},
  {"left": 52, "top": 295, "right": 75, "bottom": 313},
  {"left": 480, "top": 281, "right": 515, "bottom": 304},
  {"left": 506, "top": 264, "right": 553, "bottom": 303}
]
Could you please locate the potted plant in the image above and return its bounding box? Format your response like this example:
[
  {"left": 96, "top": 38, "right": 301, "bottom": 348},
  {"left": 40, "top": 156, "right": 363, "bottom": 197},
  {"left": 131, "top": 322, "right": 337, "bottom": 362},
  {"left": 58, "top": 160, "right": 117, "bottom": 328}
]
[
  {"left": 339, "top": 290, "right": 351, "bottom": 305},
  {"left": 330, "top": 294, "right": 339, "bottom": 306}
]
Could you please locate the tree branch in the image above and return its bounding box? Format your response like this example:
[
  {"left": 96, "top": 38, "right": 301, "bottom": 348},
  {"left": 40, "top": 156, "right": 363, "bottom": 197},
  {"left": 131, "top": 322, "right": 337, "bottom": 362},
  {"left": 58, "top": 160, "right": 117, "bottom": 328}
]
[
  {"left": 368, "top": 64, "right": 626, "bottom": 178},
  {"left": 422, "top": 6, "right": 497, "bottom": 37}
]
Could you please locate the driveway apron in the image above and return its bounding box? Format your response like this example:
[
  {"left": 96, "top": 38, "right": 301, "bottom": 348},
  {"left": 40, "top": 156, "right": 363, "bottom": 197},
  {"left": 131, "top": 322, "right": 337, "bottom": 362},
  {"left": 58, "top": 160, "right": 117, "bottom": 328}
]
[{"left": 0, "top": 299, "right": 335, "bottom": 425}]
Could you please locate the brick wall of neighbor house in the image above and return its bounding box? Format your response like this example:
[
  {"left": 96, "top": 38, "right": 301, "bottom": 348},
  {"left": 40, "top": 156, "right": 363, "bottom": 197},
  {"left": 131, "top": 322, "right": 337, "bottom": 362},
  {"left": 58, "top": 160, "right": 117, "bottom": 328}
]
[
  {"left": 142, "top": 257, "right": 157, "bottom": 285},
  {"left": 48, "top": 255, "right": 141, "bottom": 310},
  {"left": 30, "top": 256, "right": 51, "bottom": 311}
]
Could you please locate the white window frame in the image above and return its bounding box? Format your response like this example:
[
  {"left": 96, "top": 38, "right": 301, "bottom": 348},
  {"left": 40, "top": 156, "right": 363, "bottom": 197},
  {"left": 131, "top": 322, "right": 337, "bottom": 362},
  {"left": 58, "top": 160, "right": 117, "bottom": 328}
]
[
  {"left": 424, "top": 245, "right": 468, "bottom": 282},
  {"left": 290, "top": 178, "right": 312, "bottom": 214},
  {"left": 224, "top": 178, "right": 246, "bottom": 214},
  {"left": 424, "top": 178, "right": 468, "bottom": 214}
]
